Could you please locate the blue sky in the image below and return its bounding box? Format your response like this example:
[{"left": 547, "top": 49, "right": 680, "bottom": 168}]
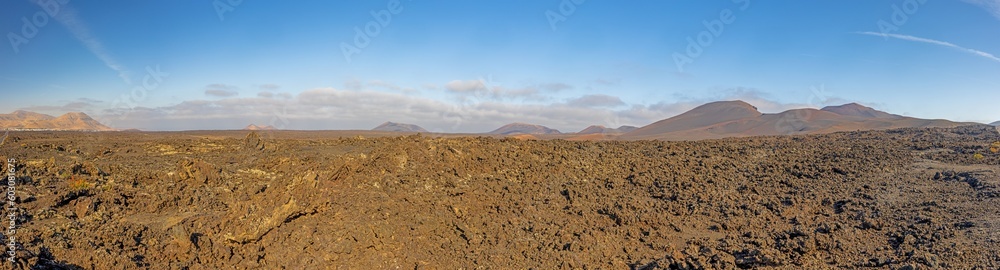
[{"left": 1, "top": 0, "right": 999, "bottom": 131}]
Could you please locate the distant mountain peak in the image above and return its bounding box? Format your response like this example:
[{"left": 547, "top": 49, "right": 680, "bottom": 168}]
[
  {"left": 578, "top": 125, "right": 639, "bottom": 134},
  {"left": 578, "top": 125, "right": 608, "bottom": 134},
  {"left": 623, "top": 100, "right": 762, "bottom": 138},
  {"left": 990, "top": 121, "right": 1000, "bottom": 126},
  {"left": 244, "top": 124, "right": 276, "bottom": 131},
  {"left": 372, "top": 122, "right": 429, "bottom": 132},
  {"left": 489, "top": 123, "right": 561, "bottom": 135}
]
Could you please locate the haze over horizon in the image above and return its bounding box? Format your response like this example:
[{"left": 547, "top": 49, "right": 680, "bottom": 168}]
[{"left": 2, "top": 1, "right": 999, "bottom": 132}]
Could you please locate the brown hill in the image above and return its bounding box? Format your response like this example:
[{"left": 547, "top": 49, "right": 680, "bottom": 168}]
[
  {"left": 577, "top": 125, "right": 638, "bottom": 134},
  {"left": 621, "top": 101, "right": 972, "bottom": 140},
  {"left": 244, "top": 124, "right": 277, "bottom": 131},
  {"left": 820, "top": 103, "right": 901, "bottom": 119},
  {"left": 0, "top": 111, "right": 113, "bottom": 131},
  {"left": 488, "top": 123, "right": 561, "bottom": 135},
  {"left": 622, "top": 100, "right": 761, "bottom": 139},
  {"left": 372, "top": 122, "right": 429, "bottom": 133}
]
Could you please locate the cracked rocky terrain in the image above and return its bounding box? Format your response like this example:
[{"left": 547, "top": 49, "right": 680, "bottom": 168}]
[{"left": 0, "top": 126, "right": 999, "bottom": 269}]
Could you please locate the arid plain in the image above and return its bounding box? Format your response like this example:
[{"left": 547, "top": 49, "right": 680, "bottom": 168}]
[
  {"left": 0, "top": 124, "right": 997, "bottom": 269},
  {"left": 1, "top": 100, "right": 1000, "bottom": 269}
]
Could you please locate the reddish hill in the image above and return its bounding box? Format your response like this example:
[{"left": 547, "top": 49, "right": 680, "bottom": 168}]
[
  {"left": 488, "top": 123, "right": 561, "bottom": 135},
  {"left": 0, "top": 111, "right": 113, "bottom": 131},
  {"left": 621, "top": 101, "right": 973, "bottom": 140},
  {"left": 623, "top": 100, "right": 761, "bottom": 139}
]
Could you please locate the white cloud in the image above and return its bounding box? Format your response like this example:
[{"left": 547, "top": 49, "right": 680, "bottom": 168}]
[
  {"left": 444, "top": 79, "right": 541, "bottom": 101},
  {"left": 259, "top": 84, "right": 280, "bottom": 91},
  {"left": 442, "top": 79, "right": 577, "bottom": 102},
  {"left": 88, "top": 87, "right": 644, "bottom": 131},
  {"left": 857, "top": 32, "right": 1000, "bottom": 63},
  {"left": 205, "top": 84, "right": 239, "bottom": 97},
  {"left": 368, "top": 80, "right": 401, "bottom": 91},
  {"left": 444, "top": 80, "right": 486, "bottom": 92},
  {"left": 540, "top": 83, "right": 572, "bottom": 91},
  {"left": 368, "top": 80, "right": 416, "bottom": 93},
  {"left": 51, "top": 80, "right": 846, "bottom": 132}
]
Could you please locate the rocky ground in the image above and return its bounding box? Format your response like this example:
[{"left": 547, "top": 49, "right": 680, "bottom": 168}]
[{"left": 0, "top": 125, "right": 998, "bottom": 269}]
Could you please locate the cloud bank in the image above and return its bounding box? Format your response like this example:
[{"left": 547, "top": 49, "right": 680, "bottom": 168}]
[{"left": 77, "top": 82, "right": 844, "bottom": 132}]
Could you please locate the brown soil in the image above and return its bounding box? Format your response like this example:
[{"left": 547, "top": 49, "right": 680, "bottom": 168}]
[{"left": 1, "top": 126, "right": 999, "bottom": 269}]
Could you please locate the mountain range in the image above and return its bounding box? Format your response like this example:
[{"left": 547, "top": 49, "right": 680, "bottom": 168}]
[
  {"left": 619, "top": 101, "right": 972, "bottom": 140},
  {"left": 0, "top": 111, "right": 113, "bottom": 131},
  {"left": 991, "top": 121, "right": 1000, "bottom": 126},
  {"left": 0, "top": 101, "right": 986, "bottom": 137}
]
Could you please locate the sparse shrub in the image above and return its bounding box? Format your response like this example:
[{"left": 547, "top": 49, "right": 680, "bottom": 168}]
[
  {"left": 991, "top": 141, "right": 1000, "bottom": 154},
  {"left": 68, "top": 175, "right": 92, "bottom": 191},
  {"left": 973, "top": 153, "right": 985, "bottom": 160}
]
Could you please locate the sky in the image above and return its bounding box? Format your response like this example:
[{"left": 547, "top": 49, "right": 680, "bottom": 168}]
[{"left": 1, "top": 0, "right": 999, "bottom": 132}]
